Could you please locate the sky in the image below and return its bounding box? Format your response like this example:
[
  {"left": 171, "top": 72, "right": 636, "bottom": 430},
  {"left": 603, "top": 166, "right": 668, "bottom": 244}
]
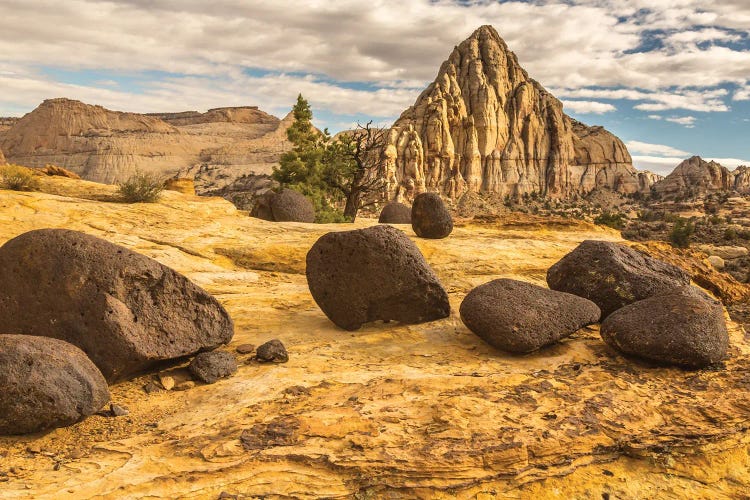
[{"left": 0, "top": 0, "right": 749, "bottom": 175}]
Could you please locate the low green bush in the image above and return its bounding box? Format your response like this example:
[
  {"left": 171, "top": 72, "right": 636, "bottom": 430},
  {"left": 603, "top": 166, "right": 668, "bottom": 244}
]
[
  {"left": 0, "top": 164, "right": 40, "bottom": 191},
  {"left": 118, "top": 171, "right": 165, "bottom": 203}
]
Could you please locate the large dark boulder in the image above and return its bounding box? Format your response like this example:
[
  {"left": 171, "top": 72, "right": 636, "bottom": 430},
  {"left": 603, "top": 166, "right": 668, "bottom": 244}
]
[
  {"left": 411, "top": 192, "right": 453, "bottom": 239},
  {"left": 271, "top": 188, "right": 315, "bottom": 223},
  {"left": 0, "top": 229, "right": 234, "bottom": 382},
  {"left": 379, "top": 202, "right": 412, "bottom": 224},
  {"left": 547, "top": 240, "right": 690, "bottom": 318},
  {"left": 0, "top": 335, "right": 110, "bottom": 435},
  {"left": 306, "top": 225, "right": 450, "bottom": 330},
  {"left": 460, "top": 279, "right": 601, "bottom": 353},
  {"left": 600, "top": 287, "right": 728, "bottom": 368}
]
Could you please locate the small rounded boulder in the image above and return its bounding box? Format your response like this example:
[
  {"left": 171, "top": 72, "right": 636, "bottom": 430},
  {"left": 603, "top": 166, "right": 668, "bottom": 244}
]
[
  {"left": 411, "top": 192, "right": 453, "bottom": 239},
  {"left": 271, "top": 188, "right": 315, "bottom": 223},
  {"left": 189, "top": 351, "right": 238, "bottom": 384},
  {"left": 379, "top": 202, "right": 412, "bottom": 224},
  {"left": 460, "top": 279, "right": 601, "bottom": 353}
]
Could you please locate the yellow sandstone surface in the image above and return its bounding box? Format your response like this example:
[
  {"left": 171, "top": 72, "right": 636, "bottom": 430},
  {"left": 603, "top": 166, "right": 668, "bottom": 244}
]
[{"left": 0, "top": 177, "right": 749, "bottom": 499}]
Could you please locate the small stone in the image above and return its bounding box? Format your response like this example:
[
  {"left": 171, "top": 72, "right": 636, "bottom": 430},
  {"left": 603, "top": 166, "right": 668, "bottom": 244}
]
[
  {"left": 256, "top": 339, "right": 289, "bottom": 363},
  {"left": 707, "top": 255, "right": 725, "bottom": 270},
  {"left": 26, "top": 444, "right": 41, "bottom": 454},
  {"left": 158, "top": 375, "right": 175, "bottom": 391},
  {"left": 110, "top": 404, "right": 129, "bottom": 417},
  {"left": 143, "top": 382, "right": 163, "bottom": 394},
  {"left": 189, "top": 351, "right": 238, "bottom": 384},
  {"left": 174, "top": 381, "right": 196, "bottom": 391},
  {"left": 411, "top": 192, "right": 453, "bottom": 239},
  {"left": 235, "top": 343, "right": 256, "bottom": 355}
]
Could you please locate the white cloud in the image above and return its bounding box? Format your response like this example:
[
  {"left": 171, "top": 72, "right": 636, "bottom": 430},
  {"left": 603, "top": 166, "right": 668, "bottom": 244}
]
[
  {"left": 648, "top": 114, "right": 663, "bottom": 120},
  {"left": 631, "top": 155, "right": 685, "bottom": 176},
  {"left": 626, "top": 141, "right": 691, "bottom": 157},
  {"left": 705, "top": 157, "right": 750, "bottom": 169},
  {"left": 562, "top": 100, "right": 616, "bottom": 114},
  {"left": 554, "top": 87, "right": 729, "bottom": 112},
  {"left": 665, "top": 116, "right": 697, "bottom": 127}
]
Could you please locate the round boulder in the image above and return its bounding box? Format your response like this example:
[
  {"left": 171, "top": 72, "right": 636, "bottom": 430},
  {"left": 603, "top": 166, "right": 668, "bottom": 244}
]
[
  {"left": 0, "top": 229, "right": 234, "bottom": 382},
  {"left": 600, "top": 287, "right": 729, "bottom": 368},
  {"left": 306, "top": 225, "right": 450, "bottom": 331},
  {"left": 547, "top": 240, "right": 690, "bottom": 318},
  {"left": 271, "top": 188, "right": 315, "bottom": 223},
  {"left": 189, "top": 351, "right": 238, "bottom": 384},
  {"left": 379, "top": 202, "right": 412, "bottom": 224},
  {"left": 460, "top": 279, "right": 601, "bottom": 353},
  {"left": 0, "top": 335, "right": 110, "bottom": 435},
  {"left": 256, "top": 339, "right": 289, "bottom": 363},
  {"left": 411, "top": 192, "right": 453, "bottom": 239}
]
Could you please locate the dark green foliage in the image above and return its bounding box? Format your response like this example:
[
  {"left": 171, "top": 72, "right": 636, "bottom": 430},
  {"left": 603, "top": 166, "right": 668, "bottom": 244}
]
[
  {"left": 117, "top": 171, "right": 164, "bottom": 203},
  {"left": 594, "top": 211, "right": 626, "bottom": 230},
  {"left": 668, "top": 218, "right": 695, "bottom": 248}
]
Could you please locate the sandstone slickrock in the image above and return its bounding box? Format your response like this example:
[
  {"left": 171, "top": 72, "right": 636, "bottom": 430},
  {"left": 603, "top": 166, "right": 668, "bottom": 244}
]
[
  {"left": 270, "top": 188, "right": 316, "bottom": 223},
  {"left": 0, "top": 335, "right": 110, "bottom": 435},
  {"left": 255, "top": 339, "right": 289, "bottom": 363},
  {"left": 600, "top": 287, "right": 729, "bottom": 368},
  {"left": 411, "top": 192, "right": 453, "bottom": 238},
  {"left": 306, "top": 225, "right": 450, "bottom": 330},
  {"left": 384, "top": 25, "right": 648, "bottom": 201},
  {"left": 460, "top": 279, "right": 601, "bottom": 353},
  {"left": 189, "top": 351, "right": 238, "bottom": 384},
  {"left": 0, "top": 229, "right": 234, "bottom": 382},
  {"left": 547, "top": 240, "right": 691, "bottom": 318},
  {"left": 378, "top": 201, "right": 412, "bottom": 224}
]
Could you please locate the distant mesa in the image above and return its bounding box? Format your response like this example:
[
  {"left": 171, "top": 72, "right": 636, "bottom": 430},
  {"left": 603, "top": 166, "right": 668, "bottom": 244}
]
[
  {"left": 384, "top": 25, "right": 655, "bottom": 201},
  {"left": 0, "top": 97, "right": 292, "bottom": 203}
]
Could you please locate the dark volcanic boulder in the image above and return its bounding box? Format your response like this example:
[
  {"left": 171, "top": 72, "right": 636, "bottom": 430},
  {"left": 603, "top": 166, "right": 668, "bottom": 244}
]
[
  {"left": 600, "top": 287, "right": 728, "bottom": 368},
  {"left": 271, "top": 188, "right": 315, "bottom": 223},
  {"left": 306, "top": 225, "right": 450, "bottom": 330},
  {"left": 250, "top": 190, "right": 277, "bottom": 221},
  {"left": 0, "top": 335, "right": 110, "bottom": 435},
  {"left": 460, "top": 279, "right": 601, "bottom": 353},
  {"left": 379, "top": 202, "right": 412, "bottom": 224},
  {"left": 0, "top": 229, "right": 234, "bottom": 382},
  {"left": 547, "top": 240, "right": 690, "bottom": 318},
  {"left": 411, "top": 192, "right": 453, "bottom": 238},
  {"left": 189, "top": 351, "right": 238, "bottom": 383}
]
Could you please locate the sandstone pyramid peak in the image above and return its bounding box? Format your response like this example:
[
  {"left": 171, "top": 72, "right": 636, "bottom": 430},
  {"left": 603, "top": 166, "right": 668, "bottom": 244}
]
[
  {"left": 385, "top": 25, "right": 644, "bottom": 201},
  {"left": 652, "top": 155, "right": 734, "bottom": 198}
]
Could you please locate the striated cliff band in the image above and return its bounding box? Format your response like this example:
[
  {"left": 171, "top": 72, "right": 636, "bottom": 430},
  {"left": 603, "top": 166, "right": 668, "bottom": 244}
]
[
  {"left": 0, "top": 98, "right": 292, "bottom": 196},
  {"left": 385, "top": 25, "right": 659, "bottom": 201}
]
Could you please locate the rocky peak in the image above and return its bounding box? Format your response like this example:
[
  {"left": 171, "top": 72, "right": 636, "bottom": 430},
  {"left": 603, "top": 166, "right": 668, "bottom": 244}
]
[
  {"left": 653, "top": 156, "right": 733, "bottom": 198},
  {"left": 384, "top": 25, "right": 643, "bottom": 201}
]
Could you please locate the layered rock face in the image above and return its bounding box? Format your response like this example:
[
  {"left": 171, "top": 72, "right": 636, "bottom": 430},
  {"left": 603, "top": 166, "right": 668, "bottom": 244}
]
[
  {"left": 385, "top": 25, "right": 646, "bottom": 200},
  {"left": 1, "top": 98, "right": 291, "bottom": 192},
  {"left": 653, "top": 156, "right": 733, "bottom": 198},
  {"left": 731, "top": 165, "right": 750, "bottom": 194}
]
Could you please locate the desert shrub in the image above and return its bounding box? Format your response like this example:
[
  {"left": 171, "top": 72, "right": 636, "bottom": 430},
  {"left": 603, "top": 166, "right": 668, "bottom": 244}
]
[
  {"left": 0, "top": 164, "right": 39, "bottom": 191},
  {"left": 668, "top": 218, "right": 695, "bottom": 249},
  {"left": 724, "top": 227, "right": 738, "bottom": 241},
  {"left": 737, "top": 229, "right": 750, "bottom": 240},
  {"left": 594, "top": 211, "right": 626, "bottom": 230},
  {"left": 118, "top": 171, "right": 165, "bottom": 203}
]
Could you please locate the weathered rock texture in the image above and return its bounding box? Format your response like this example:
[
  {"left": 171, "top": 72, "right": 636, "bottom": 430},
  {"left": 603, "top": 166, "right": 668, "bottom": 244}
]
[
  {"left": 601, "top": 287, "right": 729, "bottom": 368},
  {"left": 306, "top": 225, "right": 450, "bottom": 330},
  {"left": 0, "top": 335, "right": 110, "bottom": 435},
  {"left": 0, "top": 229, "right": 234, "bottom": 381},
  {"left": 188, "top": 351, "right": 238, "bottom": 384},
  {"left": 653, "top": 156, "right": 733, "bottom": 198},
  {"left": 460, "top": 278, "right": 600, "bottom": 353},
  {"left": 2, "top": 178, "right": 750, "bottom": 497},
  {"left": 385, "top": 25, "right": 648, "bottom": 201},
  {"left": 270, "top": 188, "right": 315, "bottom": 223},
  {"left": 1, "top": 98, "right": 292, "bottom": 200},
  {"left": 547, "top": 240, "right": 691, "bottom": 317}
]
